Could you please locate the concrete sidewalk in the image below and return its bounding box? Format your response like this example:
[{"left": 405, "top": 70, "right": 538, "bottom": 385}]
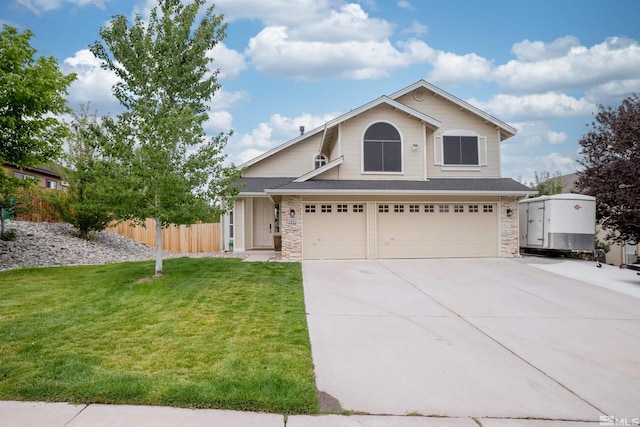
[{"left": 1, "top": 401, "right": 603, "bottom": 426}]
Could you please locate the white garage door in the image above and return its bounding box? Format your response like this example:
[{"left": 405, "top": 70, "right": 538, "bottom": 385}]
[
  {"left": 303, "top": 203, "right": 367, "bottom": 259},
  {"left": 376, "top": 203, "right": 498, "bottom": 258}
]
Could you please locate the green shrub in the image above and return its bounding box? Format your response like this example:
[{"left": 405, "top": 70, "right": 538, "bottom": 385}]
[{"left": 1, "top": 228, "right": 18, "bottom": 241}]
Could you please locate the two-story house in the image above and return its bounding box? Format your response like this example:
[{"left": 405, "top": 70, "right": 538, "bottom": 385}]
[{"left": 224, "top": 80, "right": 535, "bottom": 260}]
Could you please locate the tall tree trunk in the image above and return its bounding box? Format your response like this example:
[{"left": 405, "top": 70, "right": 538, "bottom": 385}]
[
  {"left": 0, "top": 210, "right": 5, "bottom": 237},
  {"left": 154, "top": 217, "right": 163, "bottom": 277}
]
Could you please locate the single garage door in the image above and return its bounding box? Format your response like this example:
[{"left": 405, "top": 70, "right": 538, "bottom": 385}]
[
  {"left": 303, "top": 202, "right": 367, "bottom": 259},
  {"left": 377, "top": 203, "right": 498, "bottom": 258}
]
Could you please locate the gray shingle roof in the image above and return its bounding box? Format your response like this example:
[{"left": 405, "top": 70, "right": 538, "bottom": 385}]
[{"left": 237, "top": 177, "right": 535, "bottom": 195}]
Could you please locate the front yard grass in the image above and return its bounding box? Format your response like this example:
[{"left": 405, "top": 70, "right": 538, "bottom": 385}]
[{"left": 0, "top": 258, "right": 318, "bottom": 414}]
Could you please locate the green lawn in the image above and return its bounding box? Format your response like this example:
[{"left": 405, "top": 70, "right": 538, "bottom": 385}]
[{"left": 0, "top": 258, "right": 319, "bottom": 414}]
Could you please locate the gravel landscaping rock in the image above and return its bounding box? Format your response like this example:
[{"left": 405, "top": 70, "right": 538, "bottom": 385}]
[{"left": 0, "top": 221, "right": 243, "bottom": 272}]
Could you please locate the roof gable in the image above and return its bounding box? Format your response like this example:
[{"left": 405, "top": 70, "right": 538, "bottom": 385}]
[
  {"left": 240, "top": 92, "right": 442, "bottom": 170},
  {"left": 389, "top": 80, "right": 517, "bottom": 140}
]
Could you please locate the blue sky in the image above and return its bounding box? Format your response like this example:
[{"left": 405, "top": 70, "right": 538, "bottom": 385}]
[{"left": 3, "top": 0, "right": 640, "bottom": 182}]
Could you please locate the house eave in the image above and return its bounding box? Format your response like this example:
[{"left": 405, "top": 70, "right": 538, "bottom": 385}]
[
  {"left": 294, "top": 156, "right": 344, "bottom": 182},
  {"left": 264, "top": 189, "right": 536, "bottom": 197},
  {"left": 390, "top": 80, "right": 517, "bottom": 139}
]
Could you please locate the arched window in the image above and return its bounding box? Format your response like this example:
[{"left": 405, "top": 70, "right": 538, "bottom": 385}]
[
  {"left": 314, "top": 153, "right": 327, "bottom": 169},
  {"left": 363, "top": 122, "right": 402, "bottom": 172}
]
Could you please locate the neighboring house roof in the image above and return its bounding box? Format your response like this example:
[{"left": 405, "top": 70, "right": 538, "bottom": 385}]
[
  {"left": 237, "top": 177, "right": 535, "bottom": 197},
  {"left": 2, "top": 163, "right": 62, "bottom": 178},
  {"left": 559, "top": 173, "right": 578, "bottom": 192},
  {"left": 389, "top": 80, "right": 517, "bottom": 140}
]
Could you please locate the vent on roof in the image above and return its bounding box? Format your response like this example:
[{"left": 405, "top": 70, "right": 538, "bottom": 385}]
[{"left": 299, "top": 125, "right": 305, "bottom": 135}]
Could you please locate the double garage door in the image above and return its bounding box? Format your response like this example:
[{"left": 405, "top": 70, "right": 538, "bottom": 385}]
[{"left": 303, "top": 202, "right": 498, "bottom": 259}]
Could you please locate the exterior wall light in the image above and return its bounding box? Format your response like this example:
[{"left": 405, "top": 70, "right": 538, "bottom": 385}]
[
  {"left": 289, "top": 209, "right": 295, "bottom": 217},
  {"left": 506, "top": 208, "right": 513, "bottom": 217}
]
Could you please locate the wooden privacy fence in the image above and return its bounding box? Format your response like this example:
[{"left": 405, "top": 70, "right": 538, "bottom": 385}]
[
  {"left": 14, "top": 198, "right": 60, "bottom": 223},
  {"left": 108, "top": 219, "right": 221, "bottom": 253}
]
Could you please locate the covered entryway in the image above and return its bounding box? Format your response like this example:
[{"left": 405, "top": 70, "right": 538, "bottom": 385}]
[
  {"left": 303, "top": 202, "right": 367, "bottom": 259},
  {"left": 376, "top": 202, "right": 498, "bottom": 258}
]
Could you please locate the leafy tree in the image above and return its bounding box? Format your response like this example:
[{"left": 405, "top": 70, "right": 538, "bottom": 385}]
[
  {"left": 529, "top": 170, "right": 564, "bottom": 196},
  {"left": 0, "top": 25, "right": 76, "bottom": 237},
  {"left": 47, "top": 106, "right": 114, "bottom": 239},
  {"left": 576, "top": 94, "right": 640, "bottom": 244},
  {"left": 90, "top": 0, "right": 240, "bottom": 276}
]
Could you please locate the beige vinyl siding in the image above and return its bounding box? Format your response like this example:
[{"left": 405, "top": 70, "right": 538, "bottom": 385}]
[
  {"left": 395, "top": 91, "right": 501, "bottom": 178},
  {"left": 243, "top": 133, "right": 323, "bottom": 177},
  {"left": 338, "top": 104, "right": 427, "bottom": 181}
]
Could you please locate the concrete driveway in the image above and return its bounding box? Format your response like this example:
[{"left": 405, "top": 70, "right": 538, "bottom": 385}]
[{"left": 302, "top": 258, "right": 640, "bottom": 422}]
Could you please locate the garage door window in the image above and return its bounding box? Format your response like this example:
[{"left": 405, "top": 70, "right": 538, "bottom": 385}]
[
  {"left": 424, "top": 204, "right": 435, "bottom": 213},
  {"left": 337, "top": 204, "right": 348, "bottom": 213},
  {"left": 469, "top": 205, "right": 479, "bottom": 213},
  {"left": 409, "top": 204, "right": 420, "bottom": 213},
  {"left": 454, "top": 204, "right": 464, "bottom": 213},
  {"left": 394, "top": 204, "right": 404, "bottom": 213},
  {"left": 321, "top": 204, "right": 332, "bottom": 213},
  {"left": 378, "top": 204, "right": 389, "bottom": 213},
  {"left": 305, "top": 204, "right": 316, "bottom": 213},
  {"left": 439, "top": 204, "right": 449, "bottom": 213},
  {"left": 363, "top": 122, "right": 402, "bottom": 173},
  {"left": 483, "top": 205, "right": 493, "bottom": 213},
  {"left": 353, "top": 204, "right": 364, "bottom": 213}
]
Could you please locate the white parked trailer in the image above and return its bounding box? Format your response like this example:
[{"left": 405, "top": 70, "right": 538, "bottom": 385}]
[{"left": 519, "top": 194, "right": 596, "bottom": 251}]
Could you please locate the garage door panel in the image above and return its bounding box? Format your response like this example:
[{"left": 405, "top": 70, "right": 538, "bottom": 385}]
[
  {"left": 303, "top": 203, "right": 367, "bottom": 259},
  {"left": 377, "top": 204, "right": 498, "bottom": 258}
]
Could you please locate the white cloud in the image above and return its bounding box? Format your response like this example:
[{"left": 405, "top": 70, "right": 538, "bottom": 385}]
[
  {"left": 402, "top": 20, "right": 428, "bottom": 36},
  {"left": 204, "top": 111, "right": 233, "bottom": 134},
  {"left": 494, "top": 37, "right": 640, "bottom": 94},
  {"left": 469, "top": 92, "right": 596, "bottom": 121},
  {"left": 397, "top": 1, "right": 415, "bottom": 10},
  {"left": 585, "top": 79, "right": 640, "bottom": 104},
  {"left": 511, "top": 36, "right": 581, "bottom": 62},
  {"left": 427, "top": 52, "right": 493, "bottom": 85},
  {"left": 288, "top": 4, "right": 393, "bottom": 42},
  {"left": 207, "top": 88, "right": 248, "bottom": 112},
  {"left": 211, "top": 0, "right": 329, "bottom": 26},
  {"left": 206, "top": 43, "right": 247, "bottom": 81},
  {"left": 18, "top": 0, "right": 104, "bottom": 14},
  {"left": 62, "top": 49, "right": 121, "bottom": 114},
  {"left": 228, "top": 111, "right": 339, "bottom": 164},
  {"left": 246, "top": 27, "right": 435, "bottom": 80},
  {"left": 501, "top": 121, "right": 577, "bottom": 182}
]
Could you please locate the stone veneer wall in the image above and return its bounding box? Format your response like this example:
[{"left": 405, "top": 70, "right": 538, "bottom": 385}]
[
  {"left": 500, "top": 196, "right": 520, "bottom": 257},
  {"left": 281, "top": 195, "right": 303, "bottom": 261}
]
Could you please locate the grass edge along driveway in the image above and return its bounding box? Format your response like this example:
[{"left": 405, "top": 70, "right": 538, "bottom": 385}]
[{"left": 0, "top": 258, "right": 318, "bottom": 414}]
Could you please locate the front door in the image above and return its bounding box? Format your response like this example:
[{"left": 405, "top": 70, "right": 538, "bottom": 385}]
[{"left": 253, "top": 198, "right": 273, "bottom": 248}]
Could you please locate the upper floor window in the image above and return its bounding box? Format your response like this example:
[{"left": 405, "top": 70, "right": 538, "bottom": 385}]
[
  {"left": 363, "top": 122, "right": 402, "bottom": 173},
  {"left": 443, "top": 135, "right": 479, "bottom": 165},
  {"left": 435, "top": 130, "right": 487, "bottom": 167},
  {"left": 314, "top": 153, "right": 327, "bottom": 169}
]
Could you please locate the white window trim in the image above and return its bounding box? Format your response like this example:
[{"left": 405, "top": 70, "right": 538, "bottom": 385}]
[
  {"left": 434, "top": 129, "right": 487, "bottom": 169},
  {"left": 313, "top": 153, "right": 328, "bottom": 169},
  {"left": 361, "top": 120, "right": 404, "bottom": 174}
]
